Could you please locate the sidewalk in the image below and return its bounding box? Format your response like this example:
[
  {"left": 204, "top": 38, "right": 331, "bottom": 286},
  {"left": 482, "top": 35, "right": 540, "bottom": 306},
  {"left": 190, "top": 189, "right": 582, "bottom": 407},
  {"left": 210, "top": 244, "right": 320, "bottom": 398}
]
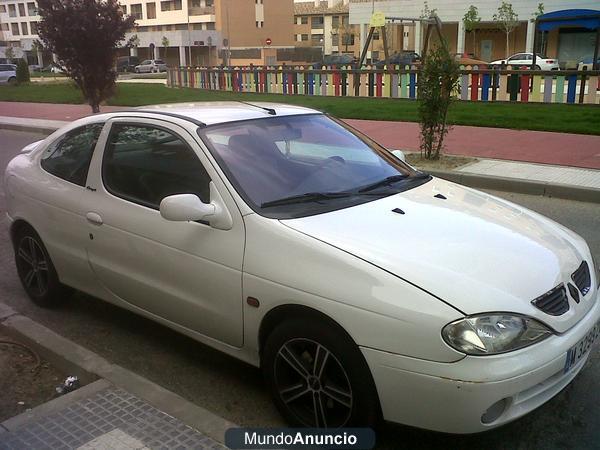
[
  {"left": 0, "top": 303, "right": 233, "bottom": 450},
  {"left": 1, "top": 101, "right": 599, "bottom": 170}
]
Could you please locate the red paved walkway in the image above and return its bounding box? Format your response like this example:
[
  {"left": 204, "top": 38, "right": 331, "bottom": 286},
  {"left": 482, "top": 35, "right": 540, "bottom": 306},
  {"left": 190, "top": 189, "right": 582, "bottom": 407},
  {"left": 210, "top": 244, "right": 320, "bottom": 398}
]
[{"left": 1, "top": 101, "right": 599, "bottom": 169}]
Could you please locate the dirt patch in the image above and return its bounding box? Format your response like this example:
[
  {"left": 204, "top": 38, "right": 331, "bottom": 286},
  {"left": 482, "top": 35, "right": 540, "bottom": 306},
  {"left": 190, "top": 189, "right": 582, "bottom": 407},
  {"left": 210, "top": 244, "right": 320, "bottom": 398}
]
[
  {"left": 406, "top": 153, "right": 476, "bottom": 171},
  {"left": 0, "top": 331, "right": 66, "bottom": 422}
]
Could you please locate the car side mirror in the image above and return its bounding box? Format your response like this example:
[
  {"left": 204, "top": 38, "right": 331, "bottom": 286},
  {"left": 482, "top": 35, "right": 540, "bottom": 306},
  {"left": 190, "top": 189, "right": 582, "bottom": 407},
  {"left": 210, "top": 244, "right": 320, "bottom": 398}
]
[
  {"left": 159, "top": 182, "right": 233, "bottom": 230},
  {"left": 391, "top": 149, "right": 407, "bottom": 162}
]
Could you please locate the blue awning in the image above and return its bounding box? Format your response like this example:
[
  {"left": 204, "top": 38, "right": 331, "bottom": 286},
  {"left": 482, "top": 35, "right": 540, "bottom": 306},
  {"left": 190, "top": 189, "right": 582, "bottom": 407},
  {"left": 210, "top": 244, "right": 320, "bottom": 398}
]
[{"left": 537, "top": 9, "right": 600, "bottom": 32}]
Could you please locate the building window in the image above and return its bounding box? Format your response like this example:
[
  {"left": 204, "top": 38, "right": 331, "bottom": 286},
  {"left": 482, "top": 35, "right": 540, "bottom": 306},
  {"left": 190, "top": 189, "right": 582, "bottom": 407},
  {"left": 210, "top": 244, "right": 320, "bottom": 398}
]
[
  {"left": 300, "top": 16, "right": 308, "bottom": 25},
  {"left": 11, "top": 23, "right": 20, "bottom": 35},
  {"left": 256, "top": 20, "right": 263, "bottom": 28},
  {"left": 373, "top": 30, "right": 380, "bottom": 40},
  {"left": 18, "top": 3, "right": 26, "bottom": 16},
  {"left": 21, "top": 22, "right": 28, "bottom": 35},
  {"left": 160, "top": 0, "right": 182, "bottom": 12},
  {"left": 342, "top": 34, "right": 355, "bottom": 46},
  {"left": 130, "top": 4, "right": 143, "bottom": 20},
  {"left": 332, "top": 16, "right": 339, "bottom": 28},
  {"left": 311, "top": 34, "right": 323, "bottom": 44},
  {"left": 0, "top": 5, "right": 6, "bottom": 13},
  {"left": 0, "top": 23, "right": 9, "bottom": 31},
  {"left": 8, "top": 4, "right": 17, "bottom": 17},
  {"left": 206, "top": 22, "right": 215, "bottom": 30},
  {"left": 301, "top": 34, "right": 308, "bottom": 41},
  {"left": 332, "top": 34, "right": 339, "bottom": 46},
  {"left": 175, "top": 23, "right": 187, "bottom": 30},
  {"left": 30, "top": 21, "right": 37, "bottom": 34},
  {"left": 27, "top": 2, "right": 36, "bottom": 15},
  {"left": 146, "top": 2, "right": 156, "bottom": 19},
  {"left": 206, "top": 0, "right": 213, "bottom": 6},
  {"left": 311, "top": 16, "right": 324, "bottom": 29},
  {"left": 255, "top": 0, "right": 263, "bottom": 4}
]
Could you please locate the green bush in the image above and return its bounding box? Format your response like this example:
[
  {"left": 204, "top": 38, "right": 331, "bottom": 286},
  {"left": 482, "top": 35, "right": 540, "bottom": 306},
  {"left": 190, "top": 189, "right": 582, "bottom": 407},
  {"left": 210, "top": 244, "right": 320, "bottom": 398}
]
[
  {"left": 16, "top": 59, "right": 31, "bottom": 84},
  {"left": 418, "top": 41, "right": 460, "bottom": 160}
]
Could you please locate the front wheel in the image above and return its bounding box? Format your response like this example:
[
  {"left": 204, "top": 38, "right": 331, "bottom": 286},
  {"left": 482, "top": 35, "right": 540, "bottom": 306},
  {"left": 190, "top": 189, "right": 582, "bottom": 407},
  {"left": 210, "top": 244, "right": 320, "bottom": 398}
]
[
  {"left": 7, "top": 77, "right": 17, "bottom": 85},
  {"left": 262, "top": 318, "right": 380, "bottom": 428},
  {"left": 14, "top": 227, "right": 70, "bottom": 307}
]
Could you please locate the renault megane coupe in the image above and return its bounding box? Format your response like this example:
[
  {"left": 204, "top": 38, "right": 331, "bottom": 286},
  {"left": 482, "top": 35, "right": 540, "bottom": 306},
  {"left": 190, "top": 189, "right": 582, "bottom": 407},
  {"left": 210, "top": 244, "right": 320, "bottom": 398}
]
[{"left": 4, "top": 102, "right": 599, "bottom": 433}]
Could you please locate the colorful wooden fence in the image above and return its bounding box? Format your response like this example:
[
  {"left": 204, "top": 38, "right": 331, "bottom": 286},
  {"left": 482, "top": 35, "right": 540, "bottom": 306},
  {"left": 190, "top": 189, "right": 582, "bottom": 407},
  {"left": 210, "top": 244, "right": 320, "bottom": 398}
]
[{"left": 168, "top": 65, "right": 600, "bottom": 105}]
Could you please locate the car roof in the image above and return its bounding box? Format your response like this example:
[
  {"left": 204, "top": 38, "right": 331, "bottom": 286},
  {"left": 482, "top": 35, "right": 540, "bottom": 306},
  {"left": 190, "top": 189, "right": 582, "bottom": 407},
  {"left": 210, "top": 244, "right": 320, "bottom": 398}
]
[{"left": 132, "top": 102, "right": 321, "bottom": 126}]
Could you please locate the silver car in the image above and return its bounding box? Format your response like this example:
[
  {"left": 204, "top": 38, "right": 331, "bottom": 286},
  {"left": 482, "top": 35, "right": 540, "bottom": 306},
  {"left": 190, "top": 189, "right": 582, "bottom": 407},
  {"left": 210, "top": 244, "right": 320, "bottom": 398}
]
[
  {"left": 0, "top": 64, "right": 17, "bottom": 84},
  {"left": 134, "top": 59, "right": 167, "bottom": 73}
]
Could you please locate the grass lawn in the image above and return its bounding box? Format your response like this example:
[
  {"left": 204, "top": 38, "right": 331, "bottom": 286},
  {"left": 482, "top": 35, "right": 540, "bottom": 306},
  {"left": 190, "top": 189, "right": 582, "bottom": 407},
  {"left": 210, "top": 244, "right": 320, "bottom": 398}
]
[{"left": 0, "top": 82, "right": 599, "bottom": 135}]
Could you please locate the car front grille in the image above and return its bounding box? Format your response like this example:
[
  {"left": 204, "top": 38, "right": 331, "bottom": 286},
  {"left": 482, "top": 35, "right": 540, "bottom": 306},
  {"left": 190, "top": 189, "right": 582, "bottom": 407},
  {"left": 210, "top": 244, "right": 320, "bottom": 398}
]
[
  {"left": 531, "top": 285, "right": 569, "bottom": 316},
  {"left": 571, "top": 261, "right": 591, "bottom": 296}
]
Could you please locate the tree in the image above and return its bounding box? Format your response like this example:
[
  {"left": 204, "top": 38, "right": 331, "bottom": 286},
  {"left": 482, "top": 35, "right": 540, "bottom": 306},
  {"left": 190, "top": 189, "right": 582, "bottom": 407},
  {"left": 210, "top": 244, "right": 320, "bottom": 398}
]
[
  {"left": 531, "top": 3, "right": 544, "bottom": 22},
  {"left": 493, "top": 1, "right": 520, "bottom": 58},
  {"left": 126, "top": 34, "right": 140, "bottom": 49},
  {"left": 463, "top": 5, "right": 481, "bottom": 56},
  {"left": 418, "top": 40, "right": 460, "bottom": 160},
  {"left": 4, "top": 46, "right": 15, "bottom": 63},
  {"left": 16, "top": 59, "right": 31, "bottom": 84},
  {"left": 420, "top": 1, "right": 437, "bottom": 19},
  {"left": 161, "top": 36, "right": 170, "bottom": 60},
  {"left": 36, "top": 0, "right": 136, "bottom": 113}
]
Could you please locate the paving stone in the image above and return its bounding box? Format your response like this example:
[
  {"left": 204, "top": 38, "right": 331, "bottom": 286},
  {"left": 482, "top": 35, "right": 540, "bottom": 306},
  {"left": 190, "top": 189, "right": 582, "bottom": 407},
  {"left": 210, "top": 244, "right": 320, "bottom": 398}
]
[{"left": 0, "top": 388, "right": 225, "bottom": 450}]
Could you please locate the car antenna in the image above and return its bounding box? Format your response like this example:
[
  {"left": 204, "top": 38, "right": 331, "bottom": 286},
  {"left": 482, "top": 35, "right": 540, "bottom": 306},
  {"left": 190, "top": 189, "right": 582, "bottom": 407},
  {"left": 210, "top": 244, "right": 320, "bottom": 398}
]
[{"left": 237, "top": 101, "right": 276, "bottom": 116}]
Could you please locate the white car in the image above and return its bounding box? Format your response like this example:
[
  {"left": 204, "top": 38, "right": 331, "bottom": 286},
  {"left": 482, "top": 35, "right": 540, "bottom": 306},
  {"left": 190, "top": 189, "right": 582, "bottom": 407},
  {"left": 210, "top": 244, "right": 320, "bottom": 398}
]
[
  {"left": 3, "top": 103, "right": 599, "bottom": 433},
  {"left": 490, "top": 53, "right": 560, "bottom": 71},
  {"left": 135, "top": 59, "right": 167, "bottom": 73},
  {"left": 0, "top": 64, "right": 17, "bottom": 84}
]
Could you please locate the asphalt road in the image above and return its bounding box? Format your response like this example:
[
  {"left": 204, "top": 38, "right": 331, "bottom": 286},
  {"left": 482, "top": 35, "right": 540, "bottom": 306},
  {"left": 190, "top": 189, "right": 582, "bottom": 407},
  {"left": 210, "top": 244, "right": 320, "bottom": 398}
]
[{"left": 1, "top": 129, "right": 599, "bottom": 449}]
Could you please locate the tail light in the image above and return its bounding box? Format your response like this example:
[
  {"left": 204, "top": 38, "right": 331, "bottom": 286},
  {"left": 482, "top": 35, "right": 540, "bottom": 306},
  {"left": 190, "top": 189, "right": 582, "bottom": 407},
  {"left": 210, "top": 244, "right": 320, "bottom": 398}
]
[{"left": 546, "top": 60, "right": 555, "bottom": 64}]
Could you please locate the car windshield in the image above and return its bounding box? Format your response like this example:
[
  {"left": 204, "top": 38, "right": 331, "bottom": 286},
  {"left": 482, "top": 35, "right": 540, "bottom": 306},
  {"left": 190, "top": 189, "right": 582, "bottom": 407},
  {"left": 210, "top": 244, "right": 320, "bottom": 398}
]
[{"left": 199, "top": 114, "right": 428, "bottom": 219}]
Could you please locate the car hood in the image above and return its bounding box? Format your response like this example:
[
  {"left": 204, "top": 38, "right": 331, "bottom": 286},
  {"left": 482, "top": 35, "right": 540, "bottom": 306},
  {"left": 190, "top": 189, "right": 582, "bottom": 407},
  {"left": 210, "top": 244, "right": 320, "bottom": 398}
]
[{"left": 281, "top": 177, "right": 594, "bottom": 333}]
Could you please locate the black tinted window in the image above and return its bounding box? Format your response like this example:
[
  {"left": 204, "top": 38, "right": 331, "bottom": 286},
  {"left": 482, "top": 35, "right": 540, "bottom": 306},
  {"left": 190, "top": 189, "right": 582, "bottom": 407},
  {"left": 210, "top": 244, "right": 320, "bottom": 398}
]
[
  {"left": 41, "top": 124, "right": 103, "bottom": 186},
  {"left": 103, "top": 124, "right": 210, "bottom": 209}
]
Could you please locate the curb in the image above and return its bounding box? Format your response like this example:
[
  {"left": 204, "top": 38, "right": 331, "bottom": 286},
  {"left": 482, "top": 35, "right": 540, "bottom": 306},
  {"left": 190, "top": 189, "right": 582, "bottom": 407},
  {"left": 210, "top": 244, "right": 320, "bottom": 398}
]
[
  {"left": 427, "top": 169, "right": 600, "bottom": 204},
  {"left": 1, "top": 121, "right": 599, "bottom": 204},
  {"left": 0, "top": 302, "right": 236, "bottom": 443}
]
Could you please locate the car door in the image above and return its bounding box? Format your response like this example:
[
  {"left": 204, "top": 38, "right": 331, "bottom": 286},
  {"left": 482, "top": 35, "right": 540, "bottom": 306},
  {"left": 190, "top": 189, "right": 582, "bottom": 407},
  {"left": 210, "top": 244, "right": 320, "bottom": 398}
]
[
  {"left": 83, "top": 118, "right": 245, "bottom": 347},
  {"left": 508, "top": 54, "right": 526, "bottom": 67},
  {"left": 28, "top": 122, "right": 108, "bottom": 295}
]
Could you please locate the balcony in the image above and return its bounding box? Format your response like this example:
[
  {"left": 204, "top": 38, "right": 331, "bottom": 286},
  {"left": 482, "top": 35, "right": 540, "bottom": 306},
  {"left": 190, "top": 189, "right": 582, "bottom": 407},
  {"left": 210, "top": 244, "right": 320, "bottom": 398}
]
[{"left": 189, "top": 6, "right": 215, "bottom": 16}]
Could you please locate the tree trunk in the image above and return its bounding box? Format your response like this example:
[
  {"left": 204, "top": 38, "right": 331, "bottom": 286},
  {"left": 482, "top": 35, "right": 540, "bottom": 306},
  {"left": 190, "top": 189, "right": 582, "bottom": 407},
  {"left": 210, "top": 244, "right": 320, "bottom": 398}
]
[
  {"left": 472, "top": 31, "right": 476, "bottom": 57},
  {"left": 506, "top": 32, "right": 510, "bottom": 58}
]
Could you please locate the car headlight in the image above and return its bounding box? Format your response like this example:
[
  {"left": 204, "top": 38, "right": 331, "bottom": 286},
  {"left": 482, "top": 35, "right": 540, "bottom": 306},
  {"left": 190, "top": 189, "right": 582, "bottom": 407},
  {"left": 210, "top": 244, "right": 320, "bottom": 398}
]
[{"left": 442, "top": 314, "right": 553, "bottom": 356}]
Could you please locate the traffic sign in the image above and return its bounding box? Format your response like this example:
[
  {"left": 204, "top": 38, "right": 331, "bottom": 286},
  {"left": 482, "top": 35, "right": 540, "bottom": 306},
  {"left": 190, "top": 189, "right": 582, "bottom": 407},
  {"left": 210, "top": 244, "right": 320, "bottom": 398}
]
[{"left": 265, "top": 38, "right": 272, "bottom": 46}]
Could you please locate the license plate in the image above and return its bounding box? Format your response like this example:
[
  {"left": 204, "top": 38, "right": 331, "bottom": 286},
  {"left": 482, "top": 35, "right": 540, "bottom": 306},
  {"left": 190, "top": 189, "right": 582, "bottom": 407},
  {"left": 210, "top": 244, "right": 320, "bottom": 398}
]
[{"left": 564, "top": 320, "right": 600, "bottom": 373}]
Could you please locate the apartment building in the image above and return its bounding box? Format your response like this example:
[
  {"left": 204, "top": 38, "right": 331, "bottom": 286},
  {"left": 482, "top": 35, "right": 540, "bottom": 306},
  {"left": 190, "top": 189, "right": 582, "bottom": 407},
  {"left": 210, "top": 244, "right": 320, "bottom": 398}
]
[
  {"left": 294, "top": 0, "right": 413, "bottom": 63},
  {"left": 0, "top": 0, "right": 295, "bottom": 67},
  {"left": 0, "top": 0, "right": 48, "bottom": 64},
  {"left": 350, "top": 0, "right": 600, "bottom": 66}
]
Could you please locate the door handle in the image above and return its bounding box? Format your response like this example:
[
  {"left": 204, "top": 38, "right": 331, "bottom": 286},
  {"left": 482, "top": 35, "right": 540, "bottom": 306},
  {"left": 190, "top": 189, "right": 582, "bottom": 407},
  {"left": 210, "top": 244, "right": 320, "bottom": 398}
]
[{"left": 86, "top": 212, "right": 103, "bottom": 226}]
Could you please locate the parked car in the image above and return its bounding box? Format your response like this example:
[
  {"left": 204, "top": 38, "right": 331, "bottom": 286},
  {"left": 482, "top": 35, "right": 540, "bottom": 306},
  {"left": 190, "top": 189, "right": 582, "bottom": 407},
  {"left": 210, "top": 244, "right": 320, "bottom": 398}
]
[
  {"left": 117, "top": 56, "right": 140, "bottom": 73},
  {"left": 490, "top": 53, "right": 559, "bottom": 70},
  {"left": 4, "top": 103, "right": 599, "bottom": 432},
  {"left": 374, "top": 51, "right": 421, "bottom": 68},
  {"left": 311, "top": 54, "right": 357, "bottom": 68},
  {"left": 0, "top": 64, "right": 17, "bottom": 84},
  {"left": 578, "top": 57, "right": 600, "bottom": 71},
  {"left": 41, "top": 63, "right": 64, "bottom": 74},
  {"left": 135, "top": 59, "right": 167, "bottom": 73}
]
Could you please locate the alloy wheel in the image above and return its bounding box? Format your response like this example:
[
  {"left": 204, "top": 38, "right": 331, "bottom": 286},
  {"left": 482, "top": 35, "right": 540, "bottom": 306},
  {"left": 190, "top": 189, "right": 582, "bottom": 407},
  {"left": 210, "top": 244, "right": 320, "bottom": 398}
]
[
  {"left": 274, "top": 338, "right": 353, "bottom": 428},
  {"left": 16, "top": 236, "right": 49, "bottom": 297}
]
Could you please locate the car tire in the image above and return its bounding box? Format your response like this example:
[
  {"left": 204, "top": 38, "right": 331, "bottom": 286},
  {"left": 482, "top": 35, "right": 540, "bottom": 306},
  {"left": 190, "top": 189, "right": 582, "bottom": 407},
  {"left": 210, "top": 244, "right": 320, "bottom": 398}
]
[
  {"left": 7, "top": 77, "right": 17, "bottom": 85},
  {"left": 135, "top": 68, "right": 139, "bottom": 73},
  {"left": 262, "top": 317, "right": 380, "bottom": 428},
  {"left": 14, "top": 227, "right": 71, "bottom": 307},
  {"left": 534, "top": 65, "right": 541, "bottom": 70}
]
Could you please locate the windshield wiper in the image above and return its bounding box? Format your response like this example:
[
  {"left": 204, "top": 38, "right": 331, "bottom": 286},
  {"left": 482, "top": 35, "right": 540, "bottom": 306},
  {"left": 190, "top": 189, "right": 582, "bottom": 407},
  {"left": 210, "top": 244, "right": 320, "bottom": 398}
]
[
  {"left": 358, "top": 174, "right": 408, "bottom": 193},
  {"left": 261, "top": 191, "right": 354, "bottom": 208}
]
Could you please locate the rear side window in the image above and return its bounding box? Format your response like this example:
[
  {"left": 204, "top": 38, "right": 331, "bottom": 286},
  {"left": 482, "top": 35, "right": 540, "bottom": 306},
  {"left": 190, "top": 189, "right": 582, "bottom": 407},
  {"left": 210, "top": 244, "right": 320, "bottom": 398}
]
[
  {"left": 103, "top": 124, "right": 211, "bottom": 209},
  {"left": 41, "top": 124, "right": 104, "bottom": 186}
]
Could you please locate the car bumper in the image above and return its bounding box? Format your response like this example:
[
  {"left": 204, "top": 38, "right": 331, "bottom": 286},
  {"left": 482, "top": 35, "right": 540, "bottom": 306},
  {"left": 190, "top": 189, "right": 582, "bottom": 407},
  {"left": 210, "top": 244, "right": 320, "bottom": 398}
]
[{"left": 361, "top": 290, "right": 600, "bottom": 434}]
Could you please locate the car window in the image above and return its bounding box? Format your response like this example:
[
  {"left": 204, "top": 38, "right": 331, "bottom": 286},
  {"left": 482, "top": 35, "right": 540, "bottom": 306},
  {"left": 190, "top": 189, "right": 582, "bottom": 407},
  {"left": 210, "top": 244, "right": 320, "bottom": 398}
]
[
  {"left": 103, "top": 124, "right": 211, "bottom": 209},
  {"left": 154, "top": 60, "right": 165, "bottom": 64},
  {"left": 141, "top": 60, "right": 150, "bottom": 65},
  {"left": 40, "top": 124, "right": 104, "bottom": 186}
]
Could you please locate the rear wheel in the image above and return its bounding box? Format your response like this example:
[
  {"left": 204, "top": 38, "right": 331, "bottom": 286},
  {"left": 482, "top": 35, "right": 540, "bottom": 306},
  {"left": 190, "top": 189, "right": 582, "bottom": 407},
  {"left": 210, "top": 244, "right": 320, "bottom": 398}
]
[
  {"left": 14, "top": 227, "right": 70, "bottom": 307},
  {"left": 262, "top": 318, "right": 380, "bottom": 428},
  {"left": 7, "top": 77, "right": 16, "bottom": 85}
]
